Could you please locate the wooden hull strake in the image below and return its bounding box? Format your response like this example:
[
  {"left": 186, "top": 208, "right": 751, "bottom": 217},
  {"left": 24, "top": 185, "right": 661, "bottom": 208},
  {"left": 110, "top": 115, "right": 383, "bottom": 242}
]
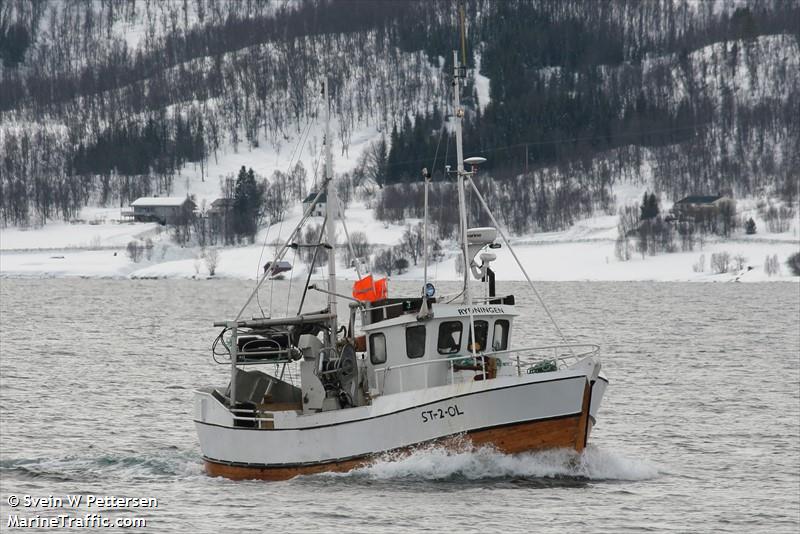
[{"left": 204, "top": 383, "right": 595, "bottom": 481}]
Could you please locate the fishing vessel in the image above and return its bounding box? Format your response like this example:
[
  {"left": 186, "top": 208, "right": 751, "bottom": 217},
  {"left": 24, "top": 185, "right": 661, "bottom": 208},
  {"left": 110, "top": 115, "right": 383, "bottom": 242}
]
[{"left": 194, "top": 32, "right": 607, "bottom": 481}]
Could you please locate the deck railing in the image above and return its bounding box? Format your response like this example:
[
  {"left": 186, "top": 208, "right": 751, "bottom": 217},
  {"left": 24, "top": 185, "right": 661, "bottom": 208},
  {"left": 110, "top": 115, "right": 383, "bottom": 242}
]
[
  {"left": 200, "top": 342, "right": 599, "bottom": 423},
  {"left": 373, "top": 343, "right": 599, "bottom": 395}
]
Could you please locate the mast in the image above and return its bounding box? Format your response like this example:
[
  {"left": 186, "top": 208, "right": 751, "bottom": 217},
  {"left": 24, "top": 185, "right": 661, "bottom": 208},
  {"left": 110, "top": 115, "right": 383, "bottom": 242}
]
[
  {"left": 453, "top": 50, "right": 471, "bottom": 306},
  {"left": 323, "top": 79, "right": 338, "bottom": 342},
  {"left": 422, "top": 169, "right": 430, "bottom": 289}
]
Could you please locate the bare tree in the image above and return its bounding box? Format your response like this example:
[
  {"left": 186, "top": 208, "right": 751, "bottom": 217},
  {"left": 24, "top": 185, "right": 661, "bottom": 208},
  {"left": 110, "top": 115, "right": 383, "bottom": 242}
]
[
  {"left": 614, "top": 227, "right": 632, "bottom": 261},
  {"left": 373, "top": 248, "right": 394, "bottom": 277},
  {"left": 345, "top": 231, "right": 370, "bottom": 270},
  {"left": 204, "top": 247, "right": 220, "bottom": 276},
  {"left": 126, "top": 240, "right": 143, "bottom": 262},
  {"left": 764, "top": 254, "right": 780, "bottom": 276},
  {"left": 711, "top": 252, "right": 731, "bottom": 273},
  {"left": 398, "top": 224, "right": 425, "bottom": 266},
  {"left": 692, "top": 254, "right": 705, "bottom": 273}
]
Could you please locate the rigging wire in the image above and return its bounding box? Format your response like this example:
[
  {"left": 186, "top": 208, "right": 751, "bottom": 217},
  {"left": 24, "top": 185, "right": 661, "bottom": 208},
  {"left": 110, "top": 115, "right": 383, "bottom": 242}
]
[
  {"left": 285, "top": 244, "right": 298, "bottom": 316},
  {"left": 310, "top": 151, "right": 323, "bottom": 190},
  {"left": 433, "top": 117, "right": 453, "bottom": 286},
  {"left": 339, "top": 214, "right": 363, "bottom": 280},
  {"left": 297, "top": 213, "right": 328, "bottom": 315},
  {"left": 234, "top": 182, "right": 330, "bottom": 322},
  {"left": 431, "top": 124, "right": 446, "bottom": 176},
  {"left": 421, "top": 124, "right": 445, "bottom": 293},
  {"left": 254, "top": 115, "right": 315, "bottom": 317},
  {"left": 234, "top": 180, "right": 327, "bottom": 321},
  {"left": 270, "top": 116, "right": 315, "bottom": 314},
  {"left": 467, "top": 175, "right": 574, "bottom": 354},
  {"left": 255, "top": 215, "right": 273, "bottom": 317},
  {"left": 443, "top": 122, "right": 451, "bottom": 173},
  {"left": 286, "top": 115, "right": 314, "bottom": 172}
]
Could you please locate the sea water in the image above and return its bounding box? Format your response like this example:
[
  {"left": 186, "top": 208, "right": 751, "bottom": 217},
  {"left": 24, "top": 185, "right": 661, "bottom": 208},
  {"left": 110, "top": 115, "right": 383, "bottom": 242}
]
[{"left": 1, "top": 279, "right": 798, "bottom": 532}]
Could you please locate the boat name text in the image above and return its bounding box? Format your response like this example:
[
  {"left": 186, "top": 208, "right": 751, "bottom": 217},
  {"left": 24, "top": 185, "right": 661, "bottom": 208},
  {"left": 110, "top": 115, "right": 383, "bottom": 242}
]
[
  {"left": 457, "top": 306, "right": 504, "bottom": 316},
  {"left": 421, "top": 404, "right": 464, "bottom": 423}
]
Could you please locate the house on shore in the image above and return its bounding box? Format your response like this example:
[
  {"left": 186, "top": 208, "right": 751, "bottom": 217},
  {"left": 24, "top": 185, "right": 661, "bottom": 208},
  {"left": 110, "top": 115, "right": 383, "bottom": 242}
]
[
  {"left": 302, "top": 192, "right": 328, "bottom": 217},
  {"left": 207, "top": 197, "right": 233, "bottom": 237},
  {"left": 207, "top": 198, "right": 233, "bottom": 218},
  {"left": 671, "top": 194, "right": 734, "bottom": 220},
  {"left": 129, "top": 197, "right": 195, "bottom": 224}
]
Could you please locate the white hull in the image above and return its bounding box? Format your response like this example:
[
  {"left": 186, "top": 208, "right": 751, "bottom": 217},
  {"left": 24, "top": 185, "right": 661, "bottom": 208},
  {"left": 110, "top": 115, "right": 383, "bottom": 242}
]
[{"left": 194, "top": 357, "right": 606, "bottom": 479}]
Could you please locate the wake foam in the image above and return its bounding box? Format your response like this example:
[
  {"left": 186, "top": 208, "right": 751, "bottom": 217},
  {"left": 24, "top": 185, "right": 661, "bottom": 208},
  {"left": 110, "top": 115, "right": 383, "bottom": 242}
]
[{"left": 331, "top": 443, "right": 659, "bottom": 482}]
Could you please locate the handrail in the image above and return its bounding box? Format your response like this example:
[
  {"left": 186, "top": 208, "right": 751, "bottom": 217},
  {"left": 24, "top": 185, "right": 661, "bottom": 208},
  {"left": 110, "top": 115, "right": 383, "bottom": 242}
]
[
  {"left": 487, "top": 343, "right": 599, "bottom": 357},
  {"left": 377, "top": 355, "right": 463, "bottom": 373},
  {"left": 467, "top": 294, "right": 514, "bottom": 304},
  {"left": 376, "top": 343, "right": 597, "bottom": 374},
  {"left": 493, "top": 344, "right": 598, "bottom": 376},
  {"left": 373, "top": 343, "right": 599, "bottom": 394},
  {"left": 214, "top": 349, "right": 295, "bottom": 365},
  {"left": 197, "top": 389, "right": 299, "bottom": 423}
]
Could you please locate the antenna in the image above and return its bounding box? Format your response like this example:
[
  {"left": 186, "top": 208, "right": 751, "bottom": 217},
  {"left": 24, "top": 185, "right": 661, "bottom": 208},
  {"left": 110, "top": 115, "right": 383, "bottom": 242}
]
[
  {"left": 422, "top": 166, "right": 431, "bottom": 292},
  {"left": 458, "top": 0, "right": 467, "bottom": 67},
  {"left": 418, "top": 166, "right": 433, "bottom": 320},
  {"left": 453, "top": 49, "right": 470, "bottom": 306}
]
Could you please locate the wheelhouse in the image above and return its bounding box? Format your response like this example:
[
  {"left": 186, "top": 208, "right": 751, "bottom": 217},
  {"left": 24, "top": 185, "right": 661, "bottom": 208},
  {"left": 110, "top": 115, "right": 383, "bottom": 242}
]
[{"left": 358, "top": 298, "right": 518, "bottom": 396}]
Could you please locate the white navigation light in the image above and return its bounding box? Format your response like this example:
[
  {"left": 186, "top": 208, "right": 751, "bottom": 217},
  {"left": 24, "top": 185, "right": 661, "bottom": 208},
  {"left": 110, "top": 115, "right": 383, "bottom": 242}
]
[{"left": 424, "top": 282, "right": 436, "bottom": 298}]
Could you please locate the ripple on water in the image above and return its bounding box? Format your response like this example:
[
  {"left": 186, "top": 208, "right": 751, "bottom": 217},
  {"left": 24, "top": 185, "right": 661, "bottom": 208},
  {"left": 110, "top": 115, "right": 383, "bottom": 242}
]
[
  {"left": 0, "top": 450, "right": 205, "bottom": 483},
  {"left": 0, "top": 279, "right": 797, "bottom": 533}
]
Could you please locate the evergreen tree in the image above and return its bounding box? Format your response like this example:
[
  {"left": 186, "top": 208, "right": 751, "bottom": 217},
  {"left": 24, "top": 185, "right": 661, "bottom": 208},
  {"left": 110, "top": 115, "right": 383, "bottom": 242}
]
[
  {"left": 0, "top": 23, "right": 31, "bottom": 68},
  {"left": 233, "top": 166, "right": 263, "bottom": 242},
  {"left": 386, "top": 125, "right": 401, "bottom": 185},
  {"left": 640, "top": 192, "right": 660, "bottom": 220}
]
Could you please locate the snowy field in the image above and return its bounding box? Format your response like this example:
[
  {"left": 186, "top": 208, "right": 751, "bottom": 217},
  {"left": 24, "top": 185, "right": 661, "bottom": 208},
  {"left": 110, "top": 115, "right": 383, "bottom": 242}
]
[{"left": 1, "top": 201, "right": 797, "bottom": 283}]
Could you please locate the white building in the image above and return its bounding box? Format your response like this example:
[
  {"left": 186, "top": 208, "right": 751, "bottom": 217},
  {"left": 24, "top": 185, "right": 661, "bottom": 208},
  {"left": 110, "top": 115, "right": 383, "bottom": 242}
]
[{"left": 129, "top": 197, "right": 195, "bottom": 224}]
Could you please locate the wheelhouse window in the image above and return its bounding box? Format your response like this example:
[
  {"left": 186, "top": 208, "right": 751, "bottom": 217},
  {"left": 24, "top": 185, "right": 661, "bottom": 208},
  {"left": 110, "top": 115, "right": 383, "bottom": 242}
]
[
  {"left": 467, "top": 320, "right": 489, "bottom": 352},
  {"left": 369, "top": 333, "right": 387, "bottom": 364},
  {"left": 492, "top": 320, "right": 509, "bottom": 351},
  {"left": 406, "top": 325, "right": 426, "bottom": 359},
  {"left": 437, "top": 321, "right": 463, "bottom": 355}
]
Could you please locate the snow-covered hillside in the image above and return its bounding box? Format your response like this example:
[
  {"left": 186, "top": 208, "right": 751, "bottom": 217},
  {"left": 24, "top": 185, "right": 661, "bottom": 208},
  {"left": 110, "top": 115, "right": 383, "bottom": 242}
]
[{"left": 2, "top": 2, "right": 798, "bottom": 282}]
